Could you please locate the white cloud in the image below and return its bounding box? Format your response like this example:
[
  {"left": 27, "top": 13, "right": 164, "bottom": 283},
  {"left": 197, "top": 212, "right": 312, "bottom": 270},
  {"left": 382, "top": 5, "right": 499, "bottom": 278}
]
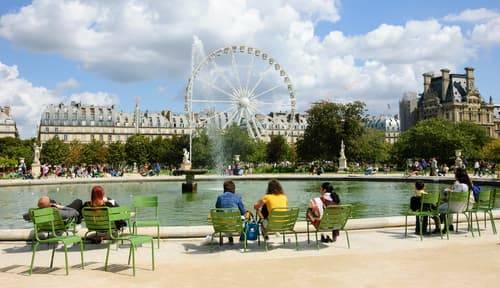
[
  {"left": 0, "top": 1, "right": 498, "bottom": 120},
  {"left": 69, "top": 91, "right": 118, "bottom": 106},
  {"left": 55, "top": 78, "right": 79, "bottom": 95},
  {"left": 0, "top": 61, "right": 58, "bottom": 138},
  {"left": 0, "top": 61, "right": 118, "bottom": 137},
  {"left": 443, "top": 8, "right": 499, "bottom": 22}
]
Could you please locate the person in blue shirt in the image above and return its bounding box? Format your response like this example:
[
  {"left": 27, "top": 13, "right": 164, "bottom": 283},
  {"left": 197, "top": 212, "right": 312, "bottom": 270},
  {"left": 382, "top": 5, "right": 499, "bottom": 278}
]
[{"left": 215, "top": 180, "right": 246, "bottom": 244}]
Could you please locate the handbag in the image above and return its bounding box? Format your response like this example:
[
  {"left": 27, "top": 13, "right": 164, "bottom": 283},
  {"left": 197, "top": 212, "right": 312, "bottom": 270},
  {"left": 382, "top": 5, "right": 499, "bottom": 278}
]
[{"left": 240, "top": 220, "right": 259, "bottom": 241}]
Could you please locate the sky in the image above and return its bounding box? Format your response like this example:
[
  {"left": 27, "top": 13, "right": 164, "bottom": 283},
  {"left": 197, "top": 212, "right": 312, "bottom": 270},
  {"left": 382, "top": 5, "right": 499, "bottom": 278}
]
[{"left": 0, "top": 0, "right": 499, "bottom": 138}]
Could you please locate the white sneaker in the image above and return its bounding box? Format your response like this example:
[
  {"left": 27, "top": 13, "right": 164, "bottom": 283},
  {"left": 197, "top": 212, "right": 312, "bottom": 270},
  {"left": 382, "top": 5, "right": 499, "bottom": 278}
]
[{"left": 200, "top": 235, "right": 212, "bottom": 245}]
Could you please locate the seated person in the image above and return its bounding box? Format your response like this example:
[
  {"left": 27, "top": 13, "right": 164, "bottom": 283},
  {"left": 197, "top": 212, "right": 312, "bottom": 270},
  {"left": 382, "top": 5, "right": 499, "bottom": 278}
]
[
  {"left": 306, "top": 182, "right": 341, "bottom": 242},
  {"left": 409, "top": 181, "right": 439, "bottom": 234},
  {"left": 23, "top": 196, "right": 83, "bottom": 224},
  {"left": 254, "top": 179, "right": 288, "bottom": 221},
  {"left": 83, "top": 185, "right": 126, "bottom": 232},
  {"left": 215, "top": 180, "right": 248, "bottom": 244}
]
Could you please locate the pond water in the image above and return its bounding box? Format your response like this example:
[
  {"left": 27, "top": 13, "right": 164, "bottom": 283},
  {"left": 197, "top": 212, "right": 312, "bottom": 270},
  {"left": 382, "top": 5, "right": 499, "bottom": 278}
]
[{"left": 0, "top": 180, "right": 495, "bottom": 229}]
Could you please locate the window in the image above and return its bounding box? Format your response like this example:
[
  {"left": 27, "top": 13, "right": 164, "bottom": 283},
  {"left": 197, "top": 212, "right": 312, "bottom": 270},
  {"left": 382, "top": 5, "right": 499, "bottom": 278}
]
[
  {"left": 99, "top": 134, "right": 103, "bottom": 141},
  {"left": 45, "top": 127, "right": 49, "bottom": 132},
  {"left": 55, "top": 127, "right": 59, "bottom": 132},
  {"left": 63, "top": 134, "right": 68, "bottom": 141},
  {"left": 45, "top": 112, "right": 50, "bottom": 119},
  {"left": 108, "top": 135, "right": 112, "bottom": 142},
  {"left": 90, "top": 109, "right": 95, "bottom": 120},
  {"left": 64, "top": 112, "right": 68, "bottom": 120},
  {"left": 91, "top": 134, "right": 95, "bottom": 141}
]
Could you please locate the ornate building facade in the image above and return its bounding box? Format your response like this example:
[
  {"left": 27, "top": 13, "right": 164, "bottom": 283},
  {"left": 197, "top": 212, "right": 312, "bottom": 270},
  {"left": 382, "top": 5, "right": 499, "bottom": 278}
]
[
  {"left": 417, "top": 67, "right": 497, "bottom": 137},
  {"left": 365, "top": 115, "right": 400, "bottom": 144},
  {"left": 0, "top": 106, "right": 18, "bottom": 138},
  {"left": 38, "top": 102, "right": 306, "bottom": 144}
]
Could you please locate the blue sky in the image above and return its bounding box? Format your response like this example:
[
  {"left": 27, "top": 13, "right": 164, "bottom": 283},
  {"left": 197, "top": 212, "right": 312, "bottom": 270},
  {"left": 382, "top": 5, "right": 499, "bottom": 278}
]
[{"left": 0, "top": 0, "right": 499, "bottom": 138}]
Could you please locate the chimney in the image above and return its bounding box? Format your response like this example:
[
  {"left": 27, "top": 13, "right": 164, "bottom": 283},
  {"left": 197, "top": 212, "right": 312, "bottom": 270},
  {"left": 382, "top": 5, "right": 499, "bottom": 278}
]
[
  {"left": 465, "top": 67, "right": 475, "bottom": 93},
  {"left": 423, "top": 73, "right": 432, "bottom": 94},
  {"left": 1, "top": 106, "right": 11, "bottom": 116},
  {"left": 441, "top": 68, "right": 450, "bottom": 100}
]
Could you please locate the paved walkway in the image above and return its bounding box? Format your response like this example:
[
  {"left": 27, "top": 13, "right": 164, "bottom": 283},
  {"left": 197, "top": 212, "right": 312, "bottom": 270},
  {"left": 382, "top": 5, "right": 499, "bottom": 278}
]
[{"left": 1, "top": 223, "right": 499, "bottom": 287}]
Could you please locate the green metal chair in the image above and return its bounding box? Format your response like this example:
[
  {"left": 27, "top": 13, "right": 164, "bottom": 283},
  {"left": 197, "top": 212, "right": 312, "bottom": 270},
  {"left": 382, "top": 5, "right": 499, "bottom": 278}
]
[
  {"left": 83, "top": 206, "right": 155, "bottom": 276},
  {"left": 470, "top": 189, "right": 497, "bottom": 236},
  {"left": 28, "top": 207, "right": 77, "bottom": 236},
  {"left": 404, "top": 191, "right": 442, "bottom": 241},
  {"left": 132, "top": 195, "right": 160, "bottom": 248},
  {"left": 307, "top": 204, "right": 352, "bottom": 249},
  {"left": 259, "top": 207, "right": 300, "bottom": 251},
  {"left": 209, "top": 208, "right": 246, "bottom": 252},
  {"left": 29, "top": 208, "right": 84, "bottom": 275},
  {"left": 444, "top": 191, "right": 473, "bottom": 240}
]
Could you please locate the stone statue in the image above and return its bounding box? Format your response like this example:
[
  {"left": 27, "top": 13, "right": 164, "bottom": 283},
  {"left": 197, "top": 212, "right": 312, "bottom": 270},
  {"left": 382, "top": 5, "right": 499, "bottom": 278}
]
[
  {"left": 340, "top": 140, "right": 346, "bottom": 158},
  {"left": 183, "top": 148, "right": 191, "bottom": 164},
  {"left": 338, "top": 139, "right": 347, "bottom": 171},
  {"left": 33, "top": 144, "right": 41, "bottom": 165}
]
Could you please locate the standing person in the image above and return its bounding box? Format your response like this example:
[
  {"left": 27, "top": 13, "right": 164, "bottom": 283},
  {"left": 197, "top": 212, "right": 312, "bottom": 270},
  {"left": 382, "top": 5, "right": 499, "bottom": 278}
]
[
  {"left": 420, "top": 159, "right": 428, "bottom": 176},
  {"left": 437, "top": 168, "right": 475, "bottom": 232},
  {"left": 473, "top": 161, "right": 480, "bottom": 176},
  {"left": 215, "top": 180, "right": 247, "bottom": 245},
  {"left": 430, "top": 158, "right": 438, "bottom": 176},
  {"left": 306, "top": 182, "right": 341, "bottom": 242}
]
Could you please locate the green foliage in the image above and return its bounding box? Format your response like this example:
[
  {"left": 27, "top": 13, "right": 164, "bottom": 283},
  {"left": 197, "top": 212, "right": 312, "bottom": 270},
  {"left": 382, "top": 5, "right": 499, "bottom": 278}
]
[
  {"left": 41, "top": 137, "right": 69, "bottom": 165},
  {"left": 0, "top": 137, "right": 35, "bottom": 166},
  {"left": 192, "top": 130, "right": 214, "bottom": 168},
  {"left": 222, "top": 124, "right": 255, "bottom": 163},
  {"left": 481, "top": 138, "right": 500, "bottom": 162},
  {"left": 125, "top": 135, "right": 150, "bottom": 165},
  {"left": 393, "top": 118, "right": 491, "bottom": 164},
  {"left": 296, "top": 101, "right": 366, "bottom": 162},
  {"left": 248, "top": 140, "right": 267, "bottom": 163},
  {"left": 266, "top": 135, "right": 290, "bottom": 163},
  {"left": 166, "top": 135, "right": 189, "bottom": 167},
  {"left": 81, "top": 140, "right": 108, "bottom": 165},
  {"left": 66, "top": 140, "right": 84, "bottom": 166},
  {"left": 352, "top": 128, "right": 391, "bottom": 163},
  {"left": 107, "top": 141, "right": 126, "bottom": 168},
  {"left": 0, "top": 155, "right": 18, "bottom": 171},
  {"left": 148, "top": 136, "right": 169, "bottom": 164}
]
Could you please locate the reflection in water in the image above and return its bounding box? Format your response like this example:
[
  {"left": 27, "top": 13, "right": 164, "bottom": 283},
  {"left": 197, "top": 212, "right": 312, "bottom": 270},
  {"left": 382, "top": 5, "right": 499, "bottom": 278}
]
[{"left": 1, "top": 180, "right": 494, "bottom": 229}]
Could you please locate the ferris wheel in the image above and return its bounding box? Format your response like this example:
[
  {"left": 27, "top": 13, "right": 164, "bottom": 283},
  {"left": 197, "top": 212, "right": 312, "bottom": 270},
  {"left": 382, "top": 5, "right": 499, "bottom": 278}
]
[{"left": 185, "top": 45, "right": 297, "bottom": 140}]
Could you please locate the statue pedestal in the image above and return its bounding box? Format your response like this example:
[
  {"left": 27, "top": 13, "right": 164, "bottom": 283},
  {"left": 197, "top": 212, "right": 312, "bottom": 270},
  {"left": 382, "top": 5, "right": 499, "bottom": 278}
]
[
  {"left": 180, "top": 163, "right": 192, "bottom": 170},
  {"left": 339, "top": 157, "right": 347, "bottom": 171},
  {"left": 175, "top": 169, "right": 207, "bottom": 194},
  {"left": 31, "top": 163, "right": 41, "bottom": 179}
]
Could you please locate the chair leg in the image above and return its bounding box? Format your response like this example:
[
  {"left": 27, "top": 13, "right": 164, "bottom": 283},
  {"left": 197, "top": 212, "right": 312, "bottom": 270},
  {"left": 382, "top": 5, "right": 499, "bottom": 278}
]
[
  {"left": 157, "top": 225, "right": 160, "bottom": 249},
  {"left": 315, "top": 231, "right": 319, "bottom": 250},
  {"left": 489, "top": 211, "right": 497, "bottom": 234},
  {"left": 79, "top": 240, "right": 84, "bottom": 270},
  {"left": 404, "top": 215, "right": 408, "bottom": 238},
  {"left": 345, "top": 230, "right": 350, "bottom": 249},
  {"left": 128, "top": 246, "right": 132, "bottom": 265},
  {"left": 29, "top": 242, "right": 39, "bottom": 275},
  {"left": 474, "top": 212, "right": 481, "bottom": 236},
  {"left": 243, "top": 233, "right": 247, "bottom": 252},
  {"left": 131, "top": 244, "right": 136, "bottom": 277},
  {"left": 419, "top": 217, "right": 423, "bottom": 241},
  {"left": 294, "top": 232, "right": 298, "bottom": 251},
  {"left": 307, "top": 221, "right": 310, "bottom": 243},
  {"left": 50, "top": 244, "right": 56, "bottom": 268},
  {"left": 455, "top": 213, "right": 459, "bottom": 234},
  {"left": 104, "top": 242, "right": 111, "bottom": 271},
  {"left": 282, "top": 232, "right": 286, "bottom": 245},
  {"left": 151, "top": 239, "right": 155, "bottom": 271},
  {"left": 445, "top": 214, "right": 449, "bottom": 240},
  {"left": 484, "top": 211, "right": 487, "bottom": 229},
  {"left": 63, "top": 244, "right": 69, "bottom": 275},
  {"left": 264, "top": 233, "right": 268, "bottom": 252}
]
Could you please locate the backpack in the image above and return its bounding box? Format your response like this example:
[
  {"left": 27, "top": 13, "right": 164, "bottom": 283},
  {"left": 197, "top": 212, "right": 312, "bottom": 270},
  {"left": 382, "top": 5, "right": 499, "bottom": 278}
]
[{"left": 472, "top": 185, "right": 481, "bottom": 202}]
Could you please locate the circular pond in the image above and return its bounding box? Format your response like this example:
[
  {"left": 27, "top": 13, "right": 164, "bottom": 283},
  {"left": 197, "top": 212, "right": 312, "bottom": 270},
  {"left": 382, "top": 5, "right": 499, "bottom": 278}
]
[{"left": 1, "top": 180, "right": 495, "bottom": 229}]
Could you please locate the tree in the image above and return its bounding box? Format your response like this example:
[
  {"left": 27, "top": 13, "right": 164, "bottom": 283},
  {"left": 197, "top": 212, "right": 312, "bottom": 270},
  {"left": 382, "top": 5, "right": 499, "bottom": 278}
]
[
  {"left": 125, "top": 135, "right": 150, "bottom": 166},
  {"left": 107, "top": 141, "right": 126, "bottom": 168},
  {"left": 192, "top": 130, "right": 214, "bottom": 169},
  {"left": 0, "top": 137, "right": 35, "bottom": 166},
  {"left": 296, "top": 101, "right": 366, "bottom": 162},
  {"left": 40, "top": 137, "right": 69, "bottom": 165},
  {"left": 266, "top": 135, "right": 290, "bottom": 163},
  {"left": 222, "top": 124, "right": 255, "bottom": 163},
  {"left": 393, "top": 118, "right": 490, "bottom": 165},
  {"left": 165, "top": 135, "right": 188, "bottom": 167},
  {"left": 248, "top": 140, "right": 267, "bottom": 163},
  {"left": 481, "top": 138, "right": 500, "bottom": 162},
  {"left": 81, "top": 140, "right": 108, "bottom": 164},
  {"left": 148, "top": 136, "right": 169, "bottom": 165},
  {"left": 66, "top": 140, "right": 84, "bottom": 166},
  {"left": 354, "top": 128, "right": 390, "bottom": 163}
]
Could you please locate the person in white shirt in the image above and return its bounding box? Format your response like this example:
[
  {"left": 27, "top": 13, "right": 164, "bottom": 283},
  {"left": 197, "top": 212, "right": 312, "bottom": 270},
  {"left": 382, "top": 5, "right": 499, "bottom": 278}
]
[{"left": 438, "top": 168, "right": 474, "bottom": 232}]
